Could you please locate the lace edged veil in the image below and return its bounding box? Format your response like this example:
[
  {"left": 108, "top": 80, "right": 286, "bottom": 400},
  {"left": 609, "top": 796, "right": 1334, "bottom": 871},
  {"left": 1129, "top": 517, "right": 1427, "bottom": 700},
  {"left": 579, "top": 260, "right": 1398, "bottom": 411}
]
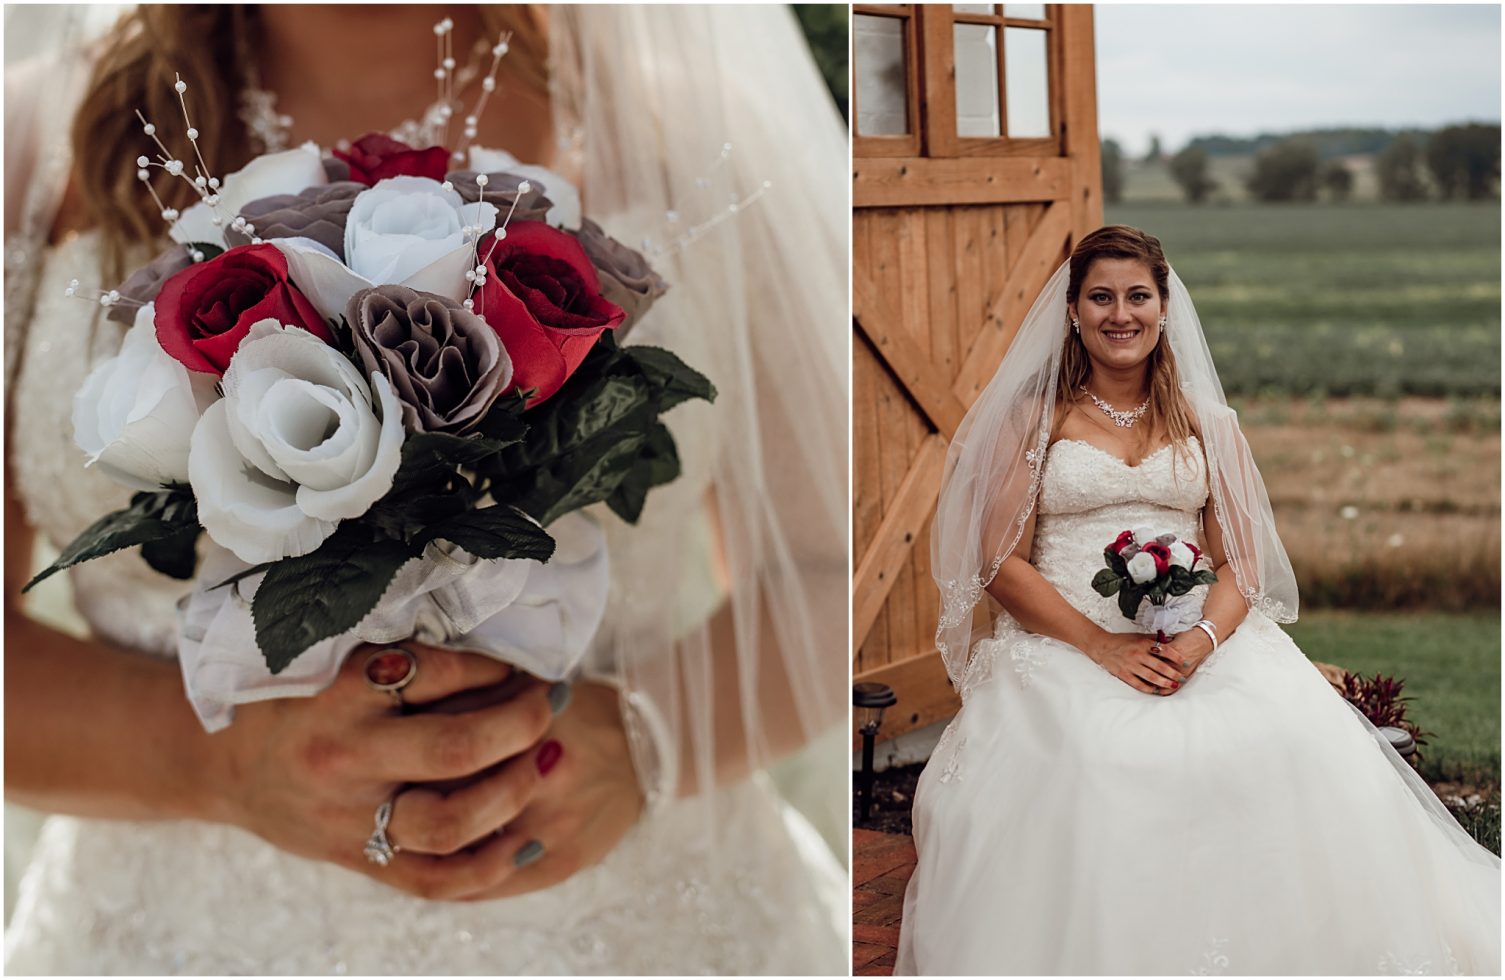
[{"left": 930, "top": 260, "right": 1299, "bottom": 692}]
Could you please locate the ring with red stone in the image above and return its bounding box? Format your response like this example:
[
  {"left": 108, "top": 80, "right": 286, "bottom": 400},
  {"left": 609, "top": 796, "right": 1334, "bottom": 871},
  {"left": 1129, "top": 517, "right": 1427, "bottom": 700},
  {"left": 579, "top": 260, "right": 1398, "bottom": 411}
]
[{"left": 363, "top": 646, "right": 418, "bottom": 707}]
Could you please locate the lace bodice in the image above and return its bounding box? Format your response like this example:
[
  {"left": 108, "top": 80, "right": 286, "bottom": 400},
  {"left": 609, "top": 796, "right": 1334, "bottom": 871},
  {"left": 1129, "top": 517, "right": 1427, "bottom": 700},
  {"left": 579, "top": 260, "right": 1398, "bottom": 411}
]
[
  {"left": 10, "top": 232, "right": 193, "bottom": 656},
  {"left": 1028, "top": 437, "right": 1209, "bottom": 634}
]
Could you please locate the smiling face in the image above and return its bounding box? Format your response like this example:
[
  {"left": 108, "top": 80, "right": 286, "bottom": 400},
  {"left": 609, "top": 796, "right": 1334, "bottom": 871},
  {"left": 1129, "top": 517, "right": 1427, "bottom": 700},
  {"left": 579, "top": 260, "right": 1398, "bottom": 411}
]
[{"left": 1067, "top": 257, "right": 1166, "bottom": 374}]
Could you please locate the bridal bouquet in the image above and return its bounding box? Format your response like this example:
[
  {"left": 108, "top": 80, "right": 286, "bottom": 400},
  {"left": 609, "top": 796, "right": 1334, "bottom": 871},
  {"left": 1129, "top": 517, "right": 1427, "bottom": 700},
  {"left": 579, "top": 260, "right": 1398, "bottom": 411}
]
[
  {"left": 1090, "top": 527, "right": 1218, "bottom": 639},
  {"left": 24, "top": 116, "right": 710, "bottom": 729}
]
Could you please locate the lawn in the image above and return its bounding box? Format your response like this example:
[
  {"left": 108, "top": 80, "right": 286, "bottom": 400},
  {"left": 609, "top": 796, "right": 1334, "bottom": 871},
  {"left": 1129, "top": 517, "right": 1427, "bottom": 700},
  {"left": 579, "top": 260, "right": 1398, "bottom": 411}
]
[
  {"left": 1103, "top": 202, "right": 1500, "bottom": 397},
  {"left": 1284, "top": 610, "right": 1500, "bottom": 786}
]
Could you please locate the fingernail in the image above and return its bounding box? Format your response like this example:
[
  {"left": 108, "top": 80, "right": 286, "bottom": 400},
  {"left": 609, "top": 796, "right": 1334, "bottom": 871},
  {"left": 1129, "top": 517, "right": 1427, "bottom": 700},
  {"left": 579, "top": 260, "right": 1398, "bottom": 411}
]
[
  {"left": 514, "top": 840, "right": 545, "bottom": 868},
  {"left": 1182, "top": 660, "right": 1190, "bottom": 669},
  {"left": 536, "top": 739, "right": 563, "bottom": 776},
  {"left": 547, "top": 682, "right": 572, "bottom": 716},
  {"left": 1172, "top": 681, "right": 1180, "bottom": 689}
]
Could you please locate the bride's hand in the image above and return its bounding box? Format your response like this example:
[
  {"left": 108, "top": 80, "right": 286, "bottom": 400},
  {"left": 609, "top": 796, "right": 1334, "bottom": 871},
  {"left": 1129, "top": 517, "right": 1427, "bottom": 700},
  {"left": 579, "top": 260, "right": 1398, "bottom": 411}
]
[
  {"left": 202, "top": 642, "right": 564, "bottom": 900},
  {"left": 1088, "top": 632, "right": 1187, "bottom": 696},
  {"left": 459, "top": 681, "right": 646, "bottom": 901},
  {"left": 1163, "top": 628, "right": 1216, "bottom": 679}
]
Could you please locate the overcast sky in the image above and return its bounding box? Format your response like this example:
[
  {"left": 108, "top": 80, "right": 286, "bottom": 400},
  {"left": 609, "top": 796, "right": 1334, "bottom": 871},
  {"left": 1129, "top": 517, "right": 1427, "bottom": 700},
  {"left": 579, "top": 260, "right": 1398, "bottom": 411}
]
[{"left": 1095, "top": 4, "right": 1502, "bottom": 156}]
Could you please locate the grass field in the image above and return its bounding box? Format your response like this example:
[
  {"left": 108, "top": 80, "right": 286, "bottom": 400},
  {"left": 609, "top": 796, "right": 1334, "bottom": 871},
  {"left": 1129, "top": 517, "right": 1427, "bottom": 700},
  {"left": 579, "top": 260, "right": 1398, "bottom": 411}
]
[
  {"left": 1243, "top": 397, "right": 1499, "bottom": 610},
  {"left": 1285, "top": 611, "right": 1500, "bottom": 786},
  {"left": 1103, "top": 202, "right": 1500, "bottom": 397}
]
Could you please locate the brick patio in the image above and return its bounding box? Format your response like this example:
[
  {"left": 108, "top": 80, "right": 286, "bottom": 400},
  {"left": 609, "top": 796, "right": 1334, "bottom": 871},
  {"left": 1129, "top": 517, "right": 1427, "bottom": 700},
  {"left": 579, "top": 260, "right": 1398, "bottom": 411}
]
[{"left": 852, "top": 828, "right": 917, "bottom": 976}]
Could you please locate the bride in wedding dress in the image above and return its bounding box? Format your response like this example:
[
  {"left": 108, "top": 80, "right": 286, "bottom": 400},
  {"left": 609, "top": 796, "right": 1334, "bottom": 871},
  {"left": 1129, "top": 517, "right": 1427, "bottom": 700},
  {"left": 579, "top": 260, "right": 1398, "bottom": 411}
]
[
  {"left": 4, "top": 5, "right": 847, "bottom": 973},
  {"left": 896, "top": 226, "right": 1500, "bottom": 976}
]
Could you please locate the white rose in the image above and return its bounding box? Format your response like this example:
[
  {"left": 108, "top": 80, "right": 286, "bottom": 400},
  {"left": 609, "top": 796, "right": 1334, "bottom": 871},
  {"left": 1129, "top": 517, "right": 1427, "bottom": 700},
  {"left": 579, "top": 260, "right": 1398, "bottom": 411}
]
[
  {"left": 1127, "top": 551, "right": 1159, "bottom": 585},
  {"left": 468, "top": 146, "right": 580, "bottom": 229},
  {"left": 271, "top": 177, "right": 500, "bottom": 322},
  {"left": 345, "top": 176, "right": 499, "bottom": 285},
  {"left": 189, "top": 320, "right": 405, "bottom": 563},
  {"left": 1132, "top": 525, "right": 1157, "bottom": 547},
  {"left": 71, "top": 303, "right": 218, "bottom": 491},
  {"left": 172, "top": 142, "right": 328, "bottom": 249},
  {"left": 1168, "top": 541, "right": 1195, "bottom": 570}
]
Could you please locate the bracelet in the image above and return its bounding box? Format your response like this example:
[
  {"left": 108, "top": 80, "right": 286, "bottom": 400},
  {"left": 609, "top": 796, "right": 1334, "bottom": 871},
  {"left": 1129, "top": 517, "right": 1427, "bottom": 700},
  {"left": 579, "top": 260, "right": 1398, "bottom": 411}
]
[
  {"left": 583, "top": 671, "right": 679, "bottom": 818},
  {"left": 1192, "top": 619, "right": 1219, "bottom": 652}
]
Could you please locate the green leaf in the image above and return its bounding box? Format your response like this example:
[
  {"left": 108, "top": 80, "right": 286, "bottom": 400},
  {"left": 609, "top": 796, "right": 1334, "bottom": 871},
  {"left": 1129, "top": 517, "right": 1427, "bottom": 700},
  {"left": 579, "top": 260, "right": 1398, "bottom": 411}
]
[
  {"left": 141, "top": 526, "right": 200, "bottom": 579},
  {"left": 517, "top": 431, "right": 650, "bottom": 527},
  {"left": 1105, "top": 549, "right": 1128, "bottom": 577},
  {"left": 624, "top": 345, "right": 718, "bottom": 411},
  {"left": 1117, "top": 586, "right": 1143, "bottom": 620},
  {"left": 23, "top": 491, "right": 197, "bottom": 592},
  {"left": 251, "top": 524, "right": 416, "bottom": 674},
  {"left": 1091, "top": 567, "right": 1122, "bottom": 597},
  {"left": 1193, "top": 569, "right": 1220, "bottom": 586},
  {"left": 606, "top": 423, "right": 681, "bottom": 524},
  {"left": 420, "top": 505, "right": 556, "bottom": 562},
  {"left": 206, "top": 562, "right": 275, "bottom": 592}
]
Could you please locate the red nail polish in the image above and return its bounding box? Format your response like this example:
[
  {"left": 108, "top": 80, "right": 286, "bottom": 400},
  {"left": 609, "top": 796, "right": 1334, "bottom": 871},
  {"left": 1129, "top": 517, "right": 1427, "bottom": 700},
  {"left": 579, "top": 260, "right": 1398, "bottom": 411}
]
[
  {"left": 537, "top": 739, "right": 563, "bottom": 776},
  {"left": 1172, "top": 681, "right": 1180, "bottom": 689}
]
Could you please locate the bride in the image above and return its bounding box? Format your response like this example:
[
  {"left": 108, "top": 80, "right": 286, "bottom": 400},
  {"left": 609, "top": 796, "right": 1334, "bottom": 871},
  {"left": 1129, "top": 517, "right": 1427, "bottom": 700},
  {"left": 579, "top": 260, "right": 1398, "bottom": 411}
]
[
  {"left": 897, "top": 225, "right": 1500, "bottom": 975},
  {"left": 4, "top": 5, "right": 847, "bottom": 973}
]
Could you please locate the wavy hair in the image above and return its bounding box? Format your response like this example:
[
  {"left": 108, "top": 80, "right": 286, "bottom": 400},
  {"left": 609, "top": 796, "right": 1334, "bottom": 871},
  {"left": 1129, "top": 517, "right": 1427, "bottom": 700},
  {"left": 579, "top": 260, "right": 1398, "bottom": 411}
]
[
  {"left": 70, "top": 4, "right": 547, "bottom": 281},
  {"left": 1056, "top": 224, "right": 1198, "bottom": 460}
]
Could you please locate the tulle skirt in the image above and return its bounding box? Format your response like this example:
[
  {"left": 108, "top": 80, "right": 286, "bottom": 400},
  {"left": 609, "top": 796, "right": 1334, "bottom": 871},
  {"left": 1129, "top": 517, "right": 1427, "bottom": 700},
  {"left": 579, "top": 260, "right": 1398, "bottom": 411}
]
[{"left": 896, "top": 613, "right": 1500, "bottom": 976}]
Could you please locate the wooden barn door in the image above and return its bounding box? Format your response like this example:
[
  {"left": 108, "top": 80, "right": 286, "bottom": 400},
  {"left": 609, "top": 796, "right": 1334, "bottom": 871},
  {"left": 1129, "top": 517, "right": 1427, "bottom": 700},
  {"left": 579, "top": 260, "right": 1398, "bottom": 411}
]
[{"left": 852, "top": 4, "right": 1103, "bottom": 741}]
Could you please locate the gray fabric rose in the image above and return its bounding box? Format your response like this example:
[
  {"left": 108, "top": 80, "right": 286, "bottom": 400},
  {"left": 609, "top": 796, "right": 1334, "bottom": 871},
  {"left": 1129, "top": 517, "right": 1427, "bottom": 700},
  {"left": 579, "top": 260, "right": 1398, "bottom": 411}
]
[
  {"left": 346, "top": 285, "right": 512, "bottom": 434},
  {"left": 571, "top": 218, "right": 669, "bottom": 337},
  {"left": 107, "top": 244, "right": 193, "bottom": 326},
  {"left": 322, "top": 156, "right": 352, "bottom": 183},
  {"left": 225, "top": 181, "right": 364, "bottom": 259},
  {"left": 444, "top": 170, "right": 554, "bottom": 224}
]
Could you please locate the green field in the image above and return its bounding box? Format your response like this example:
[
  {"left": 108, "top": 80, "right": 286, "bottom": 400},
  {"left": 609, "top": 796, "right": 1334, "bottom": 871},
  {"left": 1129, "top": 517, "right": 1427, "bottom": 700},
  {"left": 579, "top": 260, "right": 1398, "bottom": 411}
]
[
  {"left": 1284, "top": 611, "right": 1500, "bottom": 785},
  {"left": 1103, "top": 202, "right": 1501, "bottom": 397}
]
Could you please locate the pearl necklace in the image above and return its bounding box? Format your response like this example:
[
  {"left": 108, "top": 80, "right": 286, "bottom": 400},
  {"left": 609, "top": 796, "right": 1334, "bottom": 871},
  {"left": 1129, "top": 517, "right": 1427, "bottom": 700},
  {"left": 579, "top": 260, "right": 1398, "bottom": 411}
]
[{"left": 1080, "top": 385, "right": 1150, "bottom": 428}]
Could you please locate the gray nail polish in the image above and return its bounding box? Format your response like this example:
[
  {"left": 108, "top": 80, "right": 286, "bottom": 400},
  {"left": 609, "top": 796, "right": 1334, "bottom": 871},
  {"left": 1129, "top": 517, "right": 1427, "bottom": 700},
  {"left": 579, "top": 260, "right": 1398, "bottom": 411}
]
[
  {"left": 548, "top": 682, "right": 572, "bottom": 716},
  {"left": 514, "top": 840, "right": 545, "bottom": 868}
]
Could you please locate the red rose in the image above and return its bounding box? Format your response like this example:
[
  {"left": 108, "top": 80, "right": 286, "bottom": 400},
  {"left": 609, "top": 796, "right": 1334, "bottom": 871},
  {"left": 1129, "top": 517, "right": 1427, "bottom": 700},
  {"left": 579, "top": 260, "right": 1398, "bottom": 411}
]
[
  {"left": 155, "top": 243, "right": 333, "bottom": 375},
  {"left": 333, "top": 133, "right": 451, "bottom": 187},
  {"left": 1108, "top": 530, "right": 1136, "bottom": 555},
  {"left": 1142, "top": 542, "right": 1173, "bottom": 576},
  {"left": 476, "top": 221, "right": 627, "bottom": 405},
  {"left": 1185, "top": 542, "right": 1203, "bottom": 567}
]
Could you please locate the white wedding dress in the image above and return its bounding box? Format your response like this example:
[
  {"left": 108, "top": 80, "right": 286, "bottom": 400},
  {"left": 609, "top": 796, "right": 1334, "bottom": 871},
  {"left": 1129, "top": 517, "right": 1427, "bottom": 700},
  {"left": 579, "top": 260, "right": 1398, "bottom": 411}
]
[
  {"left": 4, "top": 232, "right": 848, "bottom": 975},
  {"left": 897, "top": 437, "right": 1500, "bottom": 976}
]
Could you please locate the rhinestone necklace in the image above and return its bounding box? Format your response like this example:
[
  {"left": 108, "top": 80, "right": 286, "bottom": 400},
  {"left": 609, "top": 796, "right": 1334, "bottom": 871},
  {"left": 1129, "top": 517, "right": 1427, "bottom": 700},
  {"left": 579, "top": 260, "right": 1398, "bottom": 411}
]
[{"left": 1079, "top": 385, "right": 1150, "bottom": 429}]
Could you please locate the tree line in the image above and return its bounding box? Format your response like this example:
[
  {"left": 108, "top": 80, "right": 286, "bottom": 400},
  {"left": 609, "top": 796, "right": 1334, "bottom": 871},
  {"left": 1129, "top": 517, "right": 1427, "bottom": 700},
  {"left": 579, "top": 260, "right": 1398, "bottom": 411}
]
[{"left": 1101, "top": 124, "right": 1501, "bottom": 205}]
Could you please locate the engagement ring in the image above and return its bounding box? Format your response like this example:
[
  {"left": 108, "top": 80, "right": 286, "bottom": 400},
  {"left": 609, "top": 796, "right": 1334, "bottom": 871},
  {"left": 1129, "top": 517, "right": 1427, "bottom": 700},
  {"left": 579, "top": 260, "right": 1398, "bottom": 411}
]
[{"left": 363, "top": 798, "right": 401, "bottom": 867}]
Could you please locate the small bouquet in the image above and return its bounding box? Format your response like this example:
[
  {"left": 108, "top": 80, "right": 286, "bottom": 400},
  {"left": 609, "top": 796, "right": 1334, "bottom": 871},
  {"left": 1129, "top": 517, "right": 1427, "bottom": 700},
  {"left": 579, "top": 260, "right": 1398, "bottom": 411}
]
[
  {"left": 1090, "top": 527, "right": 1218, "bottom": 641},
  {"left": 24, "top": 59, "right": 718, "bottom": 729}
]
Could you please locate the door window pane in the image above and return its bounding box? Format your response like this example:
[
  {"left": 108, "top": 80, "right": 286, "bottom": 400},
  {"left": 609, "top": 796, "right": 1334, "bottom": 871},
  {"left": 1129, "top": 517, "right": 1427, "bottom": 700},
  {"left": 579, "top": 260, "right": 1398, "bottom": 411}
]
[
  {"left": 953, "top": 4, "right": 996, "bottom": 13},
  {"left": 954, "top": 23, "right": 1001, "bottom": 138},
  {"left": 1004, "top": 27, "right": 1050, "bottom": 137},
  {"left": 1005, "top": 4, "right": 1048, "bottom": 20},
  {"left": 855, "top": 14, "right": 910, "bottom": 136}
]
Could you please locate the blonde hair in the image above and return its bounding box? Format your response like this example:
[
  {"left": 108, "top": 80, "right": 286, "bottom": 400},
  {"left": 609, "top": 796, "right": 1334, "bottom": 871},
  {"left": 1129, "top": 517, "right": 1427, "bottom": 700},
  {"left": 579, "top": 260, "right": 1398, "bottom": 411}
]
[
  {"left": 71, "top": 5, "right": 548, "bottom": 281},
  {"left": 1056, "top": 225, "right": 1199, "bottom": 458}
]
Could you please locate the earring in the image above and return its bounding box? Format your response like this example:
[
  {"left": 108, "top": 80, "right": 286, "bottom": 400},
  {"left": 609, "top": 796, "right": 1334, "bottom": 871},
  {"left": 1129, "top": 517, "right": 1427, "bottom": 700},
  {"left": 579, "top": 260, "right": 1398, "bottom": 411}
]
[
  {"left": 1158, "top": 315, "right": 1168, "bottom": 330},
  {"left": 1071, "top": 316, "right": 1080, "bottom": 334}
]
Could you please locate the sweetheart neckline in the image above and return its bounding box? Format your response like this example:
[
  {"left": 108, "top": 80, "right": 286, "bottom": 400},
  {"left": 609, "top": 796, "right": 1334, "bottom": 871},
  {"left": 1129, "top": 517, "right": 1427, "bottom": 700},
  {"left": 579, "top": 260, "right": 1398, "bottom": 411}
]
[{"left": 1048, "top": 436, "right": 1200, "bottom": 470}]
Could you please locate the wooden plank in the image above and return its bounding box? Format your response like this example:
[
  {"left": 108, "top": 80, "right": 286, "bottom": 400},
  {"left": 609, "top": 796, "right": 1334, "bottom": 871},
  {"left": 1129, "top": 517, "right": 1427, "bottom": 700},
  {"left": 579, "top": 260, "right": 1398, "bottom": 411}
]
[
  {"left": 896, "top": 209, "right": 929, "bottom": 351},
  {"left": 953, "top": 206, "right": 984, "bottom": 368},
  {"left": 875, "top": 324, "right": 919, "bottom": 664},
  {"left": 1059, "top": 5, "right": 1103, "bottom": 237},
  {"left": 917, "top": 4, "right": 958, "bottom": 158},
  {"left": 951, "top": 200, "right": 1071, "bottom": 406},
  {"left": 854, "top": 156, "right": 1071, "bottom": 208},
  {"left": 854, "top": 266, "right": 968, "bottom": 437},
  {"left": 852, "top": 329, "right": 884, "bottom": 565},
  {"left": 853, "top": 433, "right": 946, "bottom": 653},
  {"left": 923, "top": 207, "right": 958, "bottom": 378},
  {"left": 852, "top": 648, "right": 960, "bottom": 744}
]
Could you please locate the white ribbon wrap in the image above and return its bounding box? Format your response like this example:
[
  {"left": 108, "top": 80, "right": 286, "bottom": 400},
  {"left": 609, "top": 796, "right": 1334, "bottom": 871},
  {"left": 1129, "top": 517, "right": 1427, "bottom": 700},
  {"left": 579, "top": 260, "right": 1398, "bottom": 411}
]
[
  {"left": 1134, "top": 591, "right": 1205, "bottom": 637},
  {"left": 176, "top": 511, "right": 610, "bottom": 732}
]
